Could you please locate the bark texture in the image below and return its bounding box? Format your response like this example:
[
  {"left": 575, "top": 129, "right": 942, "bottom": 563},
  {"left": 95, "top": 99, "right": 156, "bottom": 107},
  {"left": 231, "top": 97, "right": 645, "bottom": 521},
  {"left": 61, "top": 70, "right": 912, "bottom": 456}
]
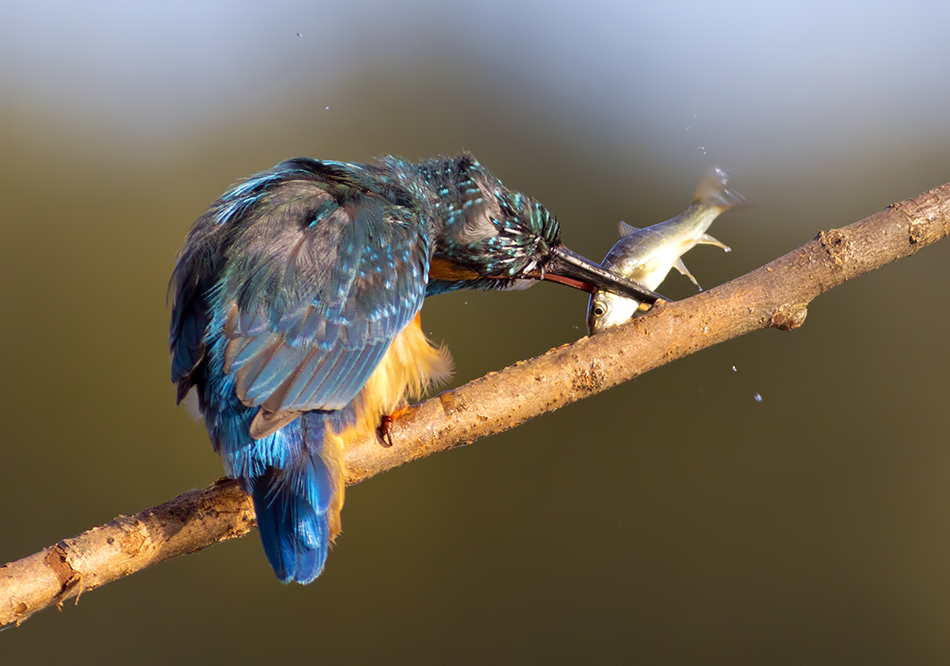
[{"left": 2, "top": 181, "right": 948, "bottom": 629}]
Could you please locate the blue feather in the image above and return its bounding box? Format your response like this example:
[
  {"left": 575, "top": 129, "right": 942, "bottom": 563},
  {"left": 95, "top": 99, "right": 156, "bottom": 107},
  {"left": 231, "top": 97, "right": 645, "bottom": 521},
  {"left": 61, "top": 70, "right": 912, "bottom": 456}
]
[
  {"left": 169, "top": 152, "right": 584, "bottom": 583},
  {"left": 169, "top": 157, "right": 433, "bottom": 584},
  {"left": 250, "top": 464, "right": 329, "bottom": 584}
]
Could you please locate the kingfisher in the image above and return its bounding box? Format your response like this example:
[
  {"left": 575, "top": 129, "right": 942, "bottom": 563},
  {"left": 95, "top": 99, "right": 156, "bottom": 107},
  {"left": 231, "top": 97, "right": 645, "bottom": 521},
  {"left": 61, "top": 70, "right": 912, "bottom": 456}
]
[{"left": 169, "top": 152, "right": 661, "bottom": 584}]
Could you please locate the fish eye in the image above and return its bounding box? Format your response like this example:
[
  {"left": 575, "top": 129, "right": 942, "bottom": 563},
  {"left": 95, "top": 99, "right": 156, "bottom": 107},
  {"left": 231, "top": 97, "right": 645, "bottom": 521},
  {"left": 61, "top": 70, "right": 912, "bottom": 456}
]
[{"left": 592, "top": 302, "right": 608, "bottom": 317}]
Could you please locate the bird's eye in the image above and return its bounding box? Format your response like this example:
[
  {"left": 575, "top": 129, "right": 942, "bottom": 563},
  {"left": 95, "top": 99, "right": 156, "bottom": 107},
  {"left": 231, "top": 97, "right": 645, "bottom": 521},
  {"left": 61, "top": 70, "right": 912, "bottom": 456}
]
[{"left": 592, "top": 303, "right": 607, "bottom": 317}]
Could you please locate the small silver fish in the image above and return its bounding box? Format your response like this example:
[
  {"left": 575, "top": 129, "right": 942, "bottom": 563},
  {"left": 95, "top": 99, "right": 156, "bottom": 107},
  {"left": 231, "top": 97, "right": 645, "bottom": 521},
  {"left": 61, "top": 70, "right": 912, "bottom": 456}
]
[{"left": 587, "top": 168, "right": 746, "bottom": 335}]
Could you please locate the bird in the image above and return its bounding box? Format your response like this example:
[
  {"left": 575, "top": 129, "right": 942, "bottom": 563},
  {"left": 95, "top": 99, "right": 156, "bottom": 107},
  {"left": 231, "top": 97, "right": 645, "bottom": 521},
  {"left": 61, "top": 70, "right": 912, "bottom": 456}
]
[{"left": 169, "top": 152, "right": 662, "bottom": 584}]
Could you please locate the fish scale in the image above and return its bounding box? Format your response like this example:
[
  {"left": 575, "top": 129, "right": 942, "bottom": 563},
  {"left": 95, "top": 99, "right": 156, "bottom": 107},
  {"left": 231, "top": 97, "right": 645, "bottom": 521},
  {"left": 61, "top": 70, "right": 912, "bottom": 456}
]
[{"left": 587, "top": 167, "right": 747, "bottom": 335}]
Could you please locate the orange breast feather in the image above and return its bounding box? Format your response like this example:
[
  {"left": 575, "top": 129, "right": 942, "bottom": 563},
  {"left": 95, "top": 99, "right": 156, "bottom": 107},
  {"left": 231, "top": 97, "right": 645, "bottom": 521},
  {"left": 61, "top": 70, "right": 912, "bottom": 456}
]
[{"left": 319, "top": 314, "right": 452, "bottom": 539}]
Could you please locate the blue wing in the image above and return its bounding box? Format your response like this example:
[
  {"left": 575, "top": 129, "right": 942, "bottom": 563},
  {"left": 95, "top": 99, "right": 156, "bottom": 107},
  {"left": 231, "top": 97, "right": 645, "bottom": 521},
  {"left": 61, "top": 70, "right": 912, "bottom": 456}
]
[
  {"left": 168, "top": 159, "right": 430, "bottom": 584},
  {"left": 171, "top": 159, "right": 430, "bottom": 437}
]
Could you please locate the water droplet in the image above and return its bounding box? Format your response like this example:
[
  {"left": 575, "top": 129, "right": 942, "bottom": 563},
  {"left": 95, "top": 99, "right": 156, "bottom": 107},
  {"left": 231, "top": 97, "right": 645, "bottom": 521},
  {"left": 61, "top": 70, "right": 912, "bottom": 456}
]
[
  {"left": 753, "top": 393, "right": 763, "bottom": 402},
  {"left": 731, "top": 365, "right": 737, "bottom": 372},
  {"left": 296, "top": 32, "right": 303, "bottom": 37},
  {"left": 324, "top": 106, "right": 330, "bottom": 111}
]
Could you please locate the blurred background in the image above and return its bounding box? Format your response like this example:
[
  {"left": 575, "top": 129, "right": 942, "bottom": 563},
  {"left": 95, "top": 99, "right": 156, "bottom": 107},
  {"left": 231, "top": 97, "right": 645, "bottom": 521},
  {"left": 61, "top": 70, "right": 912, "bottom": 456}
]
[{"left": 2, "top": 1, "right": 949, "bottom": 663}]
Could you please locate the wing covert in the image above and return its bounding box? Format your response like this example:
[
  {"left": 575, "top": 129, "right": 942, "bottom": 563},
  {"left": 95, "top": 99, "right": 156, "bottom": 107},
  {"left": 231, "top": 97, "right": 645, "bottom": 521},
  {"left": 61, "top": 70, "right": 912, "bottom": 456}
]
[
  {"left": 169, "top": 160, "right": 431, "bottom": 438},
  {"left": 220, "top": 189, "right": 430, "bottom": 428}
]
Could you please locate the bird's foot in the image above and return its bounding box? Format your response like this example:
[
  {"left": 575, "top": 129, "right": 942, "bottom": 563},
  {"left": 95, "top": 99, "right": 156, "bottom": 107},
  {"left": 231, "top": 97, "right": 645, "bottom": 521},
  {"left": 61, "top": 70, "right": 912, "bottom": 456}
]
[{"left": 377, "top": 404, "right": 411, "bottom": 448}]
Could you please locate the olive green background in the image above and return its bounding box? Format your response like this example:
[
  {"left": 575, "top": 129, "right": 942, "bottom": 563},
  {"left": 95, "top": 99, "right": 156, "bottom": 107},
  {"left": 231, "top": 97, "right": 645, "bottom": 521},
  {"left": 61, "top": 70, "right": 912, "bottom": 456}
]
[{"left": 2, "top": 3, "right": 949, "bottom": 664}]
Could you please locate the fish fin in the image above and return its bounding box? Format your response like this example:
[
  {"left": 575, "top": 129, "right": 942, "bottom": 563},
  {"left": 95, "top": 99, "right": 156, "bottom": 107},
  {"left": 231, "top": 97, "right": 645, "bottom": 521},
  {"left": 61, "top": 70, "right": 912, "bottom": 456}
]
[
  {"left": 699, "top": 233, "right": 731, "bottom": 252},
  {"left": 617, "top": 221, "right": 639, "bottom": 237},
  {"left": 694, "top": 167, "right": 748, "bottom": 211},
  {"left": 675, "top": 258, "right": 702, "bottom": 290}
]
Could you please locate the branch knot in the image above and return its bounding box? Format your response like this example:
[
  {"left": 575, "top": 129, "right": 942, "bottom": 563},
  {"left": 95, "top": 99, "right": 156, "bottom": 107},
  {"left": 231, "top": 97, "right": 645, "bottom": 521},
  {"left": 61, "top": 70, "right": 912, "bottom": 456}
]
[
  {"left": 771, "top": 304, "right": 808, "bottom": 331},
  {"left": 818, "top": 229, "right": 853, "bottom": 266}
]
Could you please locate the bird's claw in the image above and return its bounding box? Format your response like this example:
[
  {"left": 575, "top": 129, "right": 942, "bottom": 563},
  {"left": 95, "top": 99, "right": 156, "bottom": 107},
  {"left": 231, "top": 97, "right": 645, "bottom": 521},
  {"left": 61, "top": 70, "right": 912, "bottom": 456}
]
[
  {"left": 377, "top": 404, "right": 410, "bottom": 448},
  {"left": 377, "top": 415, "right": 396, "bottom": 448}
]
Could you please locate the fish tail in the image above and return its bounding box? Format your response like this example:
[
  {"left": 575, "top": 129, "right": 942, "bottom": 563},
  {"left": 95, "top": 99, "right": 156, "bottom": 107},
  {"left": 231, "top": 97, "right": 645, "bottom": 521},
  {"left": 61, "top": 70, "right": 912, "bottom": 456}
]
[{"left": 694, "top": 167, "right": 748, "bottom": 212}]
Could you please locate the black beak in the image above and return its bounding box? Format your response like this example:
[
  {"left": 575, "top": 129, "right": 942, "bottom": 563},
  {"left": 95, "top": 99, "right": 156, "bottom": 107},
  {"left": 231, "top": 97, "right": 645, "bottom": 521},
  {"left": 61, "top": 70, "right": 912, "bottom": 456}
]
[{"left": 532, "top": 245, "right": 664, "bottom": 304}]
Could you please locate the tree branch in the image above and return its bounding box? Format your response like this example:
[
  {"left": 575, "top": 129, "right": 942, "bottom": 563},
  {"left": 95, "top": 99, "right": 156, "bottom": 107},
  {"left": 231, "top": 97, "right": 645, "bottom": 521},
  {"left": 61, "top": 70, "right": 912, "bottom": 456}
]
[{"left": 3, "top": 182, "right": 949, "bottom": 629}]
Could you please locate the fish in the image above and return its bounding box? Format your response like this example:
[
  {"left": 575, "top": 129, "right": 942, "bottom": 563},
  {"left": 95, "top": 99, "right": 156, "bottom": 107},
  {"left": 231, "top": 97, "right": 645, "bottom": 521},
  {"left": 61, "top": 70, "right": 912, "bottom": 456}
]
[{"left": 587, "top": 167, "right": 746, "bottom": 335}]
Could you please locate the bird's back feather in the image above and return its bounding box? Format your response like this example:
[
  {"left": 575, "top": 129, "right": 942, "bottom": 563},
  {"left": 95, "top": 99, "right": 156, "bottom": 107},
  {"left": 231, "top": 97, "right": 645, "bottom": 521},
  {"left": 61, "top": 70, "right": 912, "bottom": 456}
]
[{"left": 169, "top": 158, "right": 447, "bottom": 583}]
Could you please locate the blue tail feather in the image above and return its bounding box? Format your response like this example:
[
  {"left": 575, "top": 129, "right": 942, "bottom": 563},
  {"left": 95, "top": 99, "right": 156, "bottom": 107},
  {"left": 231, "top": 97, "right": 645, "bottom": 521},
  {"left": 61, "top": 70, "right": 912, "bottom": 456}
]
[
  {"left": 250, "top": 463, "right": 330, "bottom": 584},
  {"left": 214, "top": 399, "right": 345, "bottom": 585}
]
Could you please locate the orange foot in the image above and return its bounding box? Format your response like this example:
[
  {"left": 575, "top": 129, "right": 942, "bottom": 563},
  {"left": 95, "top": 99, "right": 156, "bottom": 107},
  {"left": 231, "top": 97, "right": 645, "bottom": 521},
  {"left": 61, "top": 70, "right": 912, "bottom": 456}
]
[{"left": 377, "top": 404, "right": 411, "bottom": 448}]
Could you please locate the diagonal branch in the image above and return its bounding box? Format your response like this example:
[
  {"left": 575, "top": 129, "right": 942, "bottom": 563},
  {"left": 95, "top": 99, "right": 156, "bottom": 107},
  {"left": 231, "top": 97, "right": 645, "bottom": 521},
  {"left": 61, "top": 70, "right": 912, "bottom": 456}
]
[{"left": 2, "top": 182, "right": 949, "bottom": 629}]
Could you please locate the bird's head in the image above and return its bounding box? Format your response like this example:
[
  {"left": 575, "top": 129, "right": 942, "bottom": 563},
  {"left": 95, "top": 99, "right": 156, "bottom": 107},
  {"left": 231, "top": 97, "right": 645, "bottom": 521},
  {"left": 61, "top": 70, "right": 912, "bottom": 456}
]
[{"left": 420, "top": 153, "right": 662, "bottom": 303}]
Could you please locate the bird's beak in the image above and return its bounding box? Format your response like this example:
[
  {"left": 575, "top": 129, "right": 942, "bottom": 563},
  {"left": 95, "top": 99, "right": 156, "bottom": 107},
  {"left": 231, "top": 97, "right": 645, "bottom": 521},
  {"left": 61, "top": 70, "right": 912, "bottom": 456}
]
[{"left": 533, "top": 245, "right": 664, "bottom": 304}]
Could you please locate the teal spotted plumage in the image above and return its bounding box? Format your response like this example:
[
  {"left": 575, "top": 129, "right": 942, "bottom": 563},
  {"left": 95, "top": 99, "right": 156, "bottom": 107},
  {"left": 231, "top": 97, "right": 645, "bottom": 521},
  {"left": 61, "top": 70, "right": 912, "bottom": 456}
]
[{"left": 169, "top": 152, "right": 661, "bottom": 583}]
